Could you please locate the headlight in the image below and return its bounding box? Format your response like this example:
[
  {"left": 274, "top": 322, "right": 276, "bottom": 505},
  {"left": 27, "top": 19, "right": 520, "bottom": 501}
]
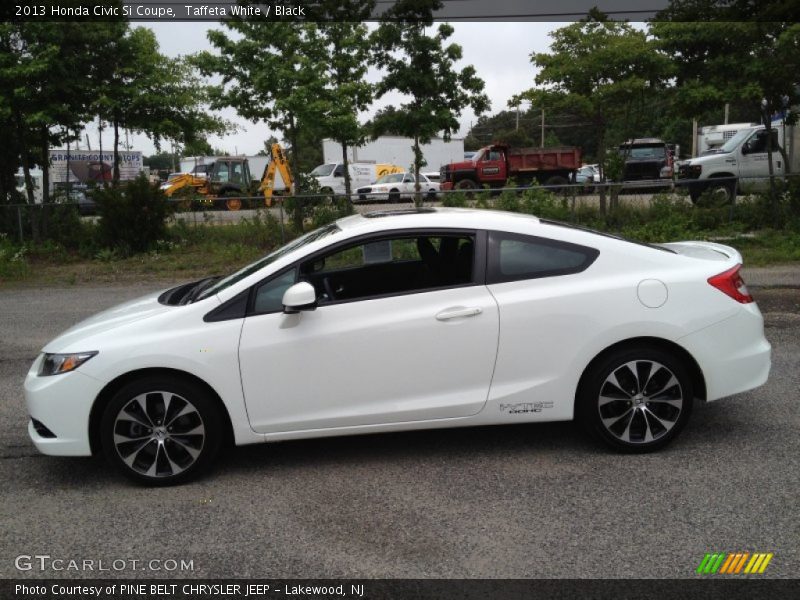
[{"left": 38, "top": 351, "right": 98, "bottom": 377}]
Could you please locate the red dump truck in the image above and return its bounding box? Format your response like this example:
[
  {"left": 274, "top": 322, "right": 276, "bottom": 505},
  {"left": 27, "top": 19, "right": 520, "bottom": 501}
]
[{"left": 439, "top": 144, "right": 581, "bottom": 190}]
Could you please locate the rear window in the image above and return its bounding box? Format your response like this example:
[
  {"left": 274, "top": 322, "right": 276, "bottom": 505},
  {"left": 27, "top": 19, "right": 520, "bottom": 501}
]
[{"left": 487, "top": 231, "right": 599, "bottom": 283}]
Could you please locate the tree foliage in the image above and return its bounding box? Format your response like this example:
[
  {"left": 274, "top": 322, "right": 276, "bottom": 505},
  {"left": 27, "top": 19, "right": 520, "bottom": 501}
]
[
  {"left": 198, "top": 17, "right": 326, "bottom": 180},
  {"left": 652, "top": 2, "right": 800, "bottom": 218},
  {"left": 372, "top": 0, "right": 489, "bottom": 204},
  {"left": 94, "top": 26, "right": 228, "bottom": 184},
  {"left": 313, "top": 1, "right": 376, "bottom": 200}
]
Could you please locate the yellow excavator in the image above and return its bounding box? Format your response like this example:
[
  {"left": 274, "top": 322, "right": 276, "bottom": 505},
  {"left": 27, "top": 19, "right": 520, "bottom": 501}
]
[
  {"left": 259, "top": 143, "right": 293, "bottom": 207},
  {"left": 162, "top": 143, "right": 293, "bottom": 210}
]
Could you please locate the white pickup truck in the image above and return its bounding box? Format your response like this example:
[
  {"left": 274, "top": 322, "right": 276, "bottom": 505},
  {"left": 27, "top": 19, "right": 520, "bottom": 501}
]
[{"left": 677, "top": 125, "right": 785, "bottom": 203}]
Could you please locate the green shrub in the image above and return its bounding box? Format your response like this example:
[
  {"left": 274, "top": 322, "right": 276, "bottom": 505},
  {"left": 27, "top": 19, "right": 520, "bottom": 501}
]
[
  {"left": 441, "top": 191, "right": 469, "bottom": 207},
  {"left": 0, "top": 234, "right": 29, "bottom": 280},
  {"left": 94, "top": 175, "right": 172, "bottom": 254}
]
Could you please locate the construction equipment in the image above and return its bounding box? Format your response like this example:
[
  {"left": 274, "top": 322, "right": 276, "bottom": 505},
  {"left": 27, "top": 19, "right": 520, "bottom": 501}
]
[
  {"left": 162, "top": 144, "right": 294, "bottom": 210},
  {"left": 162, "top": 156, "right": 252, "bottom": 211},
  {"left": 259, "top": 143, "right": 293, "bottom": 206}
]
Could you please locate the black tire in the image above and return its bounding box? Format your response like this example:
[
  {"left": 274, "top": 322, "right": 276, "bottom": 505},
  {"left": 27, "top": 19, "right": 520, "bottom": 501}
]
[
  {"left": 100, "top": 376, "right": 223, "bottom": 485},
  {"left": 427, "top": 189, "right": 438, "bottom": 201},
  {"left": 388, "top": 189, "right": 401, "bottom": 203},
  {"left": 544, "top": 175, "right": 570, "bottom": 195},
  {"left": 577, "top": 346, "right": 694, "bottom": 453},
  {"left": 455, "top": 179, "right": 477, "bottom": 191},
  {"left": 706, "top": 180, "right": 735, "bottom": 204}
]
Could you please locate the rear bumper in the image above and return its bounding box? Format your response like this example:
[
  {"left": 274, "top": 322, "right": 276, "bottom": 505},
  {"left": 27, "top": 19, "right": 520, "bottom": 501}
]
[{"left": 678, "top": 304, "right": 771, "bottom": 401}]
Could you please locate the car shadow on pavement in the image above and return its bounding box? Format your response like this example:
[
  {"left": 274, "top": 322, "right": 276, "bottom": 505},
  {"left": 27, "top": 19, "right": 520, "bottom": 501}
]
[{"left": 217, "top": 421, "right": 595, "bottom": 474}]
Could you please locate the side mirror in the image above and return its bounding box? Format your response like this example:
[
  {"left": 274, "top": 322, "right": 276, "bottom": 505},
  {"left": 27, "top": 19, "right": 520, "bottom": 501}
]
[
  {"left": 741, "top": 142, "right": 751, "bottom": 155},
  {"left": 282, "top": 282, "right": 317, "bottom": 314}
]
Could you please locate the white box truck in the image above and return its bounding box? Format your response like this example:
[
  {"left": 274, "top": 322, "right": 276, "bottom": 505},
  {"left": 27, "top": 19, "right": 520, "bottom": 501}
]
[
  {"left": 322, "top": 136, "right": 465, "bottom": 172},
  {"left": 677, "top": 124, "right": 789, "bottom": 202},
  {"left": 310, "top": 162, "right": 404, "bottom": 195}
]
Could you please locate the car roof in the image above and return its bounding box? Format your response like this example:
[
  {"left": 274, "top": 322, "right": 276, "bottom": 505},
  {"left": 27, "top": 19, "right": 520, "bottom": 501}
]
[{"left": 336, "top": 207, "right": 541, "bottom": 234}]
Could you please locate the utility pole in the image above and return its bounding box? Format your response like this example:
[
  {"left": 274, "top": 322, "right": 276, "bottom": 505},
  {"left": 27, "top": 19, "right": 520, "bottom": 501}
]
[
  {"left": 540, "top": 109, "right": 545, "bottom": 147},
  {"left": 724, "top": 103, "right": 729, "bottom": 125},
  {"left": 692, "top": 119, "right": 698, "bottom": 157},
  {"left": 515, "top": 104, "right": 520, "bottom": 132}
]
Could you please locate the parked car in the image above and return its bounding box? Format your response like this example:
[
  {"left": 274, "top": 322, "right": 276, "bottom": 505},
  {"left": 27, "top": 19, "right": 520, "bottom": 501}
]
[
  {"left": 575, "top": 164, "right": 601, "bottom": 192},
  {"left": 54, "top": 184, "right": 95, "bottom": 215},
  {"left": 25, "top": 208, "right": 770, "bottom": 484},
  {"left": 356, "top": 172, "right": 440, "bottom": 202}
]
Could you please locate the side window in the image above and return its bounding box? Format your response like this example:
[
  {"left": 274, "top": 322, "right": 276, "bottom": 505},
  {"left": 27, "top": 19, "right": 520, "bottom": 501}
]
[
  {"left": 299, "top": 234, "right": 476, "bottom": 304},
  {"left": 215, "top": 162, "right": 229, "bottom": 183},
  {"left": 488, "top": 231, "right": 598, "bottom": 284},
  {"left": 747, "top": 130, "right": 779, "bottom": 154},
  {"left": 252, "top": 268, "right": 297, "bottom": 314},
  {"left": 333, "top": 165, "right": 345, "bottom": 177},
  {"left": 231, "top": 162, "right": 244, "bottom": 184}
]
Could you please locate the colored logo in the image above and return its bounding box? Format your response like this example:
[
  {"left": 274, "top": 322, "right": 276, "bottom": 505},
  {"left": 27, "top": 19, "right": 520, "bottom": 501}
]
[{"left": 697, "top": 552, "right": 774, "bottom": 574}]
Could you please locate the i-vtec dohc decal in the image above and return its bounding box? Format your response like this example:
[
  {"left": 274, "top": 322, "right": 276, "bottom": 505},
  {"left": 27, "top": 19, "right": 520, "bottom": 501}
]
[{"left": 500, "top": 402, "right": 554, "bottom": 414}]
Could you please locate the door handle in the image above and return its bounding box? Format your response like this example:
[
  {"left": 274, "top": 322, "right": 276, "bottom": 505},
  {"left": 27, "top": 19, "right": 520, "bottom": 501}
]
[{"left": 436, "top": 307, "right": 482, "bottom": 321}]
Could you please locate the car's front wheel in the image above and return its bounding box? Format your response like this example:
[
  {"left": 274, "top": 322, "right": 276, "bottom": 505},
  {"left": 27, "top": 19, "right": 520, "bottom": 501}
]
[
  {"left": 100, "top": 376, "right": 222, "bottom": 485},
  {"left": 578, "top": 347, "right": 693, "bottom": 452}
]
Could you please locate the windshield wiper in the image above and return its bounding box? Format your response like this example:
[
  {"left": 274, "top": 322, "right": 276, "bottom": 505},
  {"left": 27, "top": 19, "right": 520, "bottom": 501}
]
[{"left": 180, "top": 276, "right": 221, "bottom": 305}]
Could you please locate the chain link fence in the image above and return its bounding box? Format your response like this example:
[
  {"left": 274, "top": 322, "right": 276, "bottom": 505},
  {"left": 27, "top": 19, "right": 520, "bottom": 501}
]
[{"left": 2, "top": 173, "right": 799, "bottom": 245}]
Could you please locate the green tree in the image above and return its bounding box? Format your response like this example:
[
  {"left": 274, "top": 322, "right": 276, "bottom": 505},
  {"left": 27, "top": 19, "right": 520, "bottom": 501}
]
[
  {"left": 519, "top": 12, "right": 670, "bottom": 212},
  {"left": 0, "top": 17, "right": 124, "bottom": 242},
  {"left": 94, "top": 27, "right": 227, "bottom": 184},
  {"left": 314, "top": 1, "right": 376, "bottom": 202},
  {"left": 652, "top": 5, "right": 800, "bottom": 217},
  {"left": 198, "top": 17, "right": 326, "bottom": 229},
  {"left": 372, "top": 0, "right": 489, "bottom": 205}
]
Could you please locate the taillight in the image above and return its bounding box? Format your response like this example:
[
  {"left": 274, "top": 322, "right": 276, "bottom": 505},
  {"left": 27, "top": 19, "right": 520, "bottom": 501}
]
[{"left": 708, "top": 264, "right": 753, "bottom": 303}]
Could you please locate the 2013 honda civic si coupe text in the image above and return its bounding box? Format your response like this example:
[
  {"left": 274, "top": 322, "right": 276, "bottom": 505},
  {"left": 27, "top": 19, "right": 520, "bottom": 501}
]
[{"left": 24, "top": 208, "right": 771, "bottom": 484}]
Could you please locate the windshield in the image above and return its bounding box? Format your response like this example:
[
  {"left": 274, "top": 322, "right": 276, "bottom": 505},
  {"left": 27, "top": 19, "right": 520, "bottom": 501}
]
[
  {"left": 375, "top": 173, "right": 404, "bottom": 184},
  {"left": 195, "top": 223, "right": 341, "bottom": 301},
  {"left": 621, "top": 145, "right": 666, "bottom": 159},
  {"left": 310, "top": 164, "right": 335, "bottom": 177},
  {"left": 718, "top": 128, "right": 756, "bottom": 154}
]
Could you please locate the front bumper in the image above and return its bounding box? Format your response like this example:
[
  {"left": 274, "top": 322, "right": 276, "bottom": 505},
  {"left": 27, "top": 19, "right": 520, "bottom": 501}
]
[
  {"left": 678, "top": 304, "right": 771, "bottom": 402},
  {"left": 24, "top": 356, "right": 104, "bottom": 456}
]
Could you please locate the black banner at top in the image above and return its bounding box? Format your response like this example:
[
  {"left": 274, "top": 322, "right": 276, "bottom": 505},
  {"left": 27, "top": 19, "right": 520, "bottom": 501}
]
[{"left": 0, "top": 0, "right": 742, "bottom": 23}]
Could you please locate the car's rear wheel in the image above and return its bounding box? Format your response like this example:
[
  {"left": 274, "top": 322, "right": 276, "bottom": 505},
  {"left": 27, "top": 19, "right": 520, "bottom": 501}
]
[
  {"left": 388, "top": 189, "right": 401, "bottom": 203},
  {"left": 100, "top": 377, "right": 222, "bottom": 485},
  {"left": 578, "top": 347, "right": 693, "bottom": 452}
]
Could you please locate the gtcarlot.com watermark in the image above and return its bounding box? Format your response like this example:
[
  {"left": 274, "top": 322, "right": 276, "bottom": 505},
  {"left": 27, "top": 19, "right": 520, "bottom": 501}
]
[{"left": 15, "top": 554, "right": 194, "bottom": 573}]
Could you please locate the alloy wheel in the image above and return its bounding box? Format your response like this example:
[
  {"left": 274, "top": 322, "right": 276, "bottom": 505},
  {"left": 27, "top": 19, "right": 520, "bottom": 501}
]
[
  {"left": 112, "top": 391, "right": 205, "bottom": 478},
  {"left": 597, "top": 360, "right": 684, "bottom": 444}
]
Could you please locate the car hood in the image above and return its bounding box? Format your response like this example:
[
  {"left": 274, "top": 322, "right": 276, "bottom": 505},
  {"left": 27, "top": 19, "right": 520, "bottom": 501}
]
[
  {"left": 684, "top": 151, "right": 732, "bottom": 166},
  {"left": 42, "top": 290, "right": 174, "bottom": 353}
]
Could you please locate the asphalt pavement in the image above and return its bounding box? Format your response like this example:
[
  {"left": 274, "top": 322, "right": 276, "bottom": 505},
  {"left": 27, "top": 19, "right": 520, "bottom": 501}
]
[{"left": 0, "top": 273, "right": 798, "bottom": 579}]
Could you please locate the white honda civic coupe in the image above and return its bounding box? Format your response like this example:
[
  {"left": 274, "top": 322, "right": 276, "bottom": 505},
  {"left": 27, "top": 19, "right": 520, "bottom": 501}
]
[{"left": 24, "top": 208, "right": 771, "bottom": 484}]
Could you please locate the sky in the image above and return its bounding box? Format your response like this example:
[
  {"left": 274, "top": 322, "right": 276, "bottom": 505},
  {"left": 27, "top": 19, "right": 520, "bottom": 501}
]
[{"left": 80, "top": 22, "right": 570, "bottom": 158}]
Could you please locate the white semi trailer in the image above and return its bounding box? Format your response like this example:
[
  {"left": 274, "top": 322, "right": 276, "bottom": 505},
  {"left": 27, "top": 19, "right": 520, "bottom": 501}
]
[{"left": 322, "top": 136, "right": 465, "bottom": 172}]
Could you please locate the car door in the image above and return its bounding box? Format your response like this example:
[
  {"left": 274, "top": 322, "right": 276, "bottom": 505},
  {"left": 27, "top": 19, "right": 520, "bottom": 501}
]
[
  {"left": 738, "top": 129, "right": 784, "bottom": 193},
  {"left": 484, "top": 231, "right": 601, "bottom": 421},
  {"left": 238, "top": 230, "right": 499, "bottom": 434},
  {"left": 477, "top": 147, "right": 508, "bottom": 184}
]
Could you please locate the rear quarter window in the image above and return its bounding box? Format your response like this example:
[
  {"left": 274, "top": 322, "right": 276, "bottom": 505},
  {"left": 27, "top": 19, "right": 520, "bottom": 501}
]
[{"left": 487, "top": 231, "right": 599, "bottom": 284}]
